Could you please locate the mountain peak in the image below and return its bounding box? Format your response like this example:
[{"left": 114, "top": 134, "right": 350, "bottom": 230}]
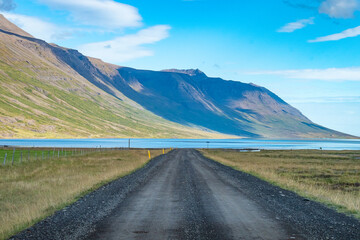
[
  {"left": 162, "top": 68, "right": 207, "bottom": 77},
  {"left": 0, "top": 14, "right": 33, "bottom": 38}
]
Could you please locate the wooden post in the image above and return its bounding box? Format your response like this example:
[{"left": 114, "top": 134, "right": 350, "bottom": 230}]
[
  {"left": 11, "top": 148, "right": 15, "bottom": 165},
  {"left": 3, "top": 153, "right": 7, "bottom": 166}
]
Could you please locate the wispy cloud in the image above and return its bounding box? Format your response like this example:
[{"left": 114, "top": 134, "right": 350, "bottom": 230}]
[
  {"left": 2, "top": 0, "right": 171, "bottom": 63},
  {"left": 78, "top": 25, "right": 171, "bottom": 63},
  {"left": 309, "top": 25, "right": 360, "bottom": 42},
  {"left": 277, "top": 17, "right": 314, "bottom": 33},
  {"left": 0, "top": 0, "right": 16, "bottom": 11},
  {"left": 319, "top": 0, "right": 360, "bottom": 18},
  {"left": 248, "top": 67, "right": 360, "bottom": 81},
  {"left": 2, "top": 12, "right": 73, "bottom": 42},
  {"left": 37, "top": 0, "right": 142, "bottom": 29}
]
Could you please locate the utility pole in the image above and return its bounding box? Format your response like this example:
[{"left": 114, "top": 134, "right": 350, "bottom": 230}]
[{"left": 128, "top": 138, "right": 131, "bottom": 149}]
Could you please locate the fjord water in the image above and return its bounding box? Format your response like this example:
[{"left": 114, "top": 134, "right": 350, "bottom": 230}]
[{"left": 0, "top": 139, "right": 359, "bottom": 150}]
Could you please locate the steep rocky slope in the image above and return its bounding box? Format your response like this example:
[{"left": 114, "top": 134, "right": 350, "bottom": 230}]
[{"left": 92, "top": 65, "right": 351, "bottom": 138}]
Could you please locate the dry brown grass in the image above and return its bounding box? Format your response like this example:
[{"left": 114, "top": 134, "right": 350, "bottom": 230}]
[
  {"left": 0, "top": 149, "right": 165, "bottom": 240},
  {"left": 201, "top": 149, "right": 360, "bottom": 218}
]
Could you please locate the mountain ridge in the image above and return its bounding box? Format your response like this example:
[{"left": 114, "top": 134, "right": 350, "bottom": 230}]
[
  {"left": 162, "top": 68, "right": 207, "bottom": 77},
  {"left": 89, "top": 63, "right": 351, "bottom": 138},
  {"left": 0, "top": 14, "right": 33, "bottom": 38},
  {"left": 0, "top": 15, "right": 355, "bottom": 139},
  {"left": 0, "top": 15, "right": 228, "bottom": 139}
]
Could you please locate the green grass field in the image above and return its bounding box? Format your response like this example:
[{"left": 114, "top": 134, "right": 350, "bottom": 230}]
[
  {"left": 0, "top": 148, "right": 166, "bottom": 240},
  {"left": 0, "top": 148, "right": 85, "bottom": 166},
  {"left": 201, "top": 149, "right": 360, "bottom": 218}
]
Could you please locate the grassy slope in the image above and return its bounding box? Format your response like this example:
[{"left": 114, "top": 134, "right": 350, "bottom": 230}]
[
  {"left": 0, "top": 148, "right": 166, "bottom": 239},
  {"left": 0, "top": 33, "right": 229, "bottom": 139},
  {"left": 201, "top": 149, "right": 360, "bottom": 218}
]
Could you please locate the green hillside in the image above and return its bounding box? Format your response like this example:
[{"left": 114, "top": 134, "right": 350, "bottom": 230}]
[{"left": 0, "top": 16, "right": 228, "bottom": 139}]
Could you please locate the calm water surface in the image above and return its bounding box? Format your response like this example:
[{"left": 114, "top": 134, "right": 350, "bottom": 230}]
[{"left": 0, "top": 138, "right": 359, "bottom": 150}]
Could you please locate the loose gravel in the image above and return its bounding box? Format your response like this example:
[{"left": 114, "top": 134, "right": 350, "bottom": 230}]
[{"left": 10, "top": 149, "right": 360, "bottom": 240}]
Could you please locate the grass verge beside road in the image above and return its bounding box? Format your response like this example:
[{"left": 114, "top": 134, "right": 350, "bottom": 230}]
[
  {"left": 0, "top": 149, "right": 164, "bottom": 240},
  {"left": 201, "top": 149, "right": 360, "bottom": 218}
]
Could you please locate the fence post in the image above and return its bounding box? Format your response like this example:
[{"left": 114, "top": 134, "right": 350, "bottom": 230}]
[
  {"left": 3, "top": 153, "right": 7, "bottom": 166},
  {"left": 35, "top": 152, "right": 37, "bottom": 160},
  {"left": 58, "top": 150, "right": 60, "bottom": 158},
  {"left": 12, "top": 148, "right": 15, "bottom": 165}
]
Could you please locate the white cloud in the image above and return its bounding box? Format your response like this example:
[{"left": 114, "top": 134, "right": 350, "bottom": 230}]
[
  {"left": 277, "top": 17, "right": 314, "bottom": 33},
  {"left": 248, "top": 67, "right": 360, "bottom": 81},
  {"left": 2, "top": 12, "right": 73, "bottom": 42},
  {"left": 309, "top": 25, "right": 360, "bottom": 42},
  {"left": 37, "top": 0, "right": 142, "bottom": 29},
  {"left": 78, "top": 25, "right": 171, "bottom": 63},
  {"left": 319, "top": 0, "right": 360, "bottom": 18}
]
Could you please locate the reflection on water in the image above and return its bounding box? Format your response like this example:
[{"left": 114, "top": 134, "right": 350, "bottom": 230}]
[{"left": 0, "top": 138, "right": 359, "bottom": 150}]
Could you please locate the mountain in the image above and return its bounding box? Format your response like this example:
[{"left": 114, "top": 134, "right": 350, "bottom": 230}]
[
  {"left": 0, "top": 15, "right": 225, "bottom": 139},
  {"left": 0, "top": 15, "right": 354, "bottom": 139},
  {"left": 90, "top": 66, "right": 351, "bottom": 138}
]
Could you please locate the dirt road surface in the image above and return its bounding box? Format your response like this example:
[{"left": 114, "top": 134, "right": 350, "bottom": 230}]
[{"left": 11, "top": 149, "right": 360, "bottom": 240}]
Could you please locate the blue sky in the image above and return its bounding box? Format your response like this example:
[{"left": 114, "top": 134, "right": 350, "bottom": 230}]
[{"left": 1, "top": 0, "right": 359, "bottom": 136}]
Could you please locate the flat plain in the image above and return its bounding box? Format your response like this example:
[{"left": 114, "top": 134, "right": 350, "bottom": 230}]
[{"left": 201, "top": 149, "right": 360, "bottom": 218}]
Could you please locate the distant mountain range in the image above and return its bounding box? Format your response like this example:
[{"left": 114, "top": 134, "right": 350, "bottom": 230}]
[{"left": 0, "top": 14, "right": 354, "bottom": 139}]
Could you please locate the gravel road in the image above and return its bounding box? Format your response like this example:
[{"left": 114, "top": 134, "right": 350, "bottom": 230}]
[{"left": 11, "top": 149, "right": 360, "bottom": 240}]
